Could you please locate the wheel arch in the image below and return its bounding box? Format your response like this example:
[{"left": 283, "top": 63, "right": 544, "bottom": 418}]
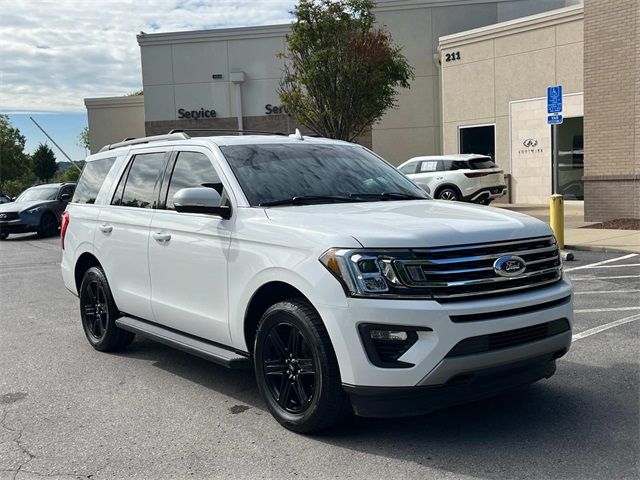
[
  {"left": 74, "top": 252, "right": 103, "bottom": 293},
  {"left": 243, "top": 281, "right": 313, "bottom": 354}
]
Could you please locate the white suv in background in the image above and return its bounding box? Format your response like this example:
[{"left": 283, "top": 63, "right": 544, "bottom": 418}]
[
  {"left": 398, "top": 154, "right": 507, "bottom": 205},
  {"left": 61, "top": 131, "right": 572, "bottom": 433}
]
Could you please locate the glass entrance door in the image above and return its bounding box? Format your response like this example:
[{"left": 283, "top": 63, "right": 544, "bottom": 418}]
[{"left": 552, "top": 117, "right": 584, "bottom": 200}]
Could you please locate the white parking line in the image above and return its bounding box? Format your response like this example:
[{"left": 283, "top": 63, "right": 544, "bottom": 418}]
[
  {"left": 570, "top": 275, "right": 640, "bottom": 281},
  {"left": 574, "top": 307, "right": 640, "bottom": 313},
  {"left": 574, "top": 289, "right": 640, "bottom": 295},
  {"left": 582, "top": 264, "right": 640, "bottom": 269},
  {"left": 564, "top": 253, "right": 638, "bottom": 272},
  {"left": 572, "top": 313, "right": 640, "bottom": 341}
]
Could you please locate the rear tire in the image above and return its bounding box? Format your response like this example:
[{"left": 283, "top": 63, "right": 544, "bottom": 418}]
[
  {"left": 437, "top": 187, "right": 460, "bottom": 201},
  {"left": 254, "top": 299, "right": 351, "bottom": 434},
  {"left": 37, "top": 212, "right": 58, "bottom": 238},
  {"left": 79, "top": 267, "right": 135, "bottom": 352}
]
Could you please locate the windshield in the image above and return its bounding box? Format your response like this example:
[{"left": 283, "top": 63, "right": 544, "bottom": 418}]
[
  {"left": 220, "top": 143, "right": 428, "bottom": 206},
  {"left": 16, "top": 187, "right": 58, "bottom": 202}
]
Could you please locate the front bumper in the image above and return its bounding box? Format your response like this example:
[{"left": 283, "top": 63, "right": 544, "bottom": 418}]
[
  {"left": 317, "top": 278, "right": 573, "bottom": 394},
  {"left": 0, "top": 219, "right": 38, "bottom": 234},
  {"left": 345, "top": 353, "right": 560, "bottom": 417}
]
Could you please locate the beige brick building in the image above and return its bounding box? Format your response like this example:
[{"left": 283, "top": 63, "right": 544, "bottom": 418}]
[{"left": 583, "top": 0, "right": 639, "bottom": 221}]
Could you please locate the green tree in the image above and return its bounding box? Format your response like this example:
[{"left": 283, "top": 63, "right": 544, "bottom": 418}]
[
  {"left": 279, "top": 0, "right": 413, "bottom": 141},
  {"left": 31, "top": 143, "right": 57, "bottom": 182},
  {"left": 77, "top": 126, "right": 90, "bottom": 151},
  {"left": 0, "top": 114, "right": 31, "bottom": 186}
]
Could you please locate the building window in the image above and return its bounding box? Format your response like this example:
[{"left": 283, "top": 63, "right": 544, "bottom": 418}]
[
  {"left": 552, "top": 117, "right": 584, "bottom": 200},
  {"left": 459, "top": 125, "right": 495, "bottom": 159}
]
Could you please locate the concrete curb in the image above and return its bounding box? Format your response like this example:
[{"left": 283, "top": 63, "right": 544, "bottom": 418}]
[{"left": 564, "top": 244, "right": 639, "bottom": 255}]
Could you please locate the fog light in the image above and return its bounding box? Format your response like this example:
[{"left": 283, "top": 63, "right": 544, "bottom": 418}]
[
  {"left": 369, "top": 330, "right": 408, "bottom": 341},
  {"left": 358, "top": 324, "right": 431, "bottom": 368}
]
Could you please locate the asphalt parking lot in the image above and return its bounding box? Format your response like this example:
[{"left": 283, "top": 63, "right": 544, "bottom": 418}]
[{"left": 1, "top": 234, "right": 638, "bottom": 480}]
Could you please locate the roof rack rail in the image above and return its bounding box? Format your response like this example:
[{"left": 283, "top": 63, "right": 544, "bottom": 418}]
[
  {"left": 98, "top": 132, "right": 191, "bottom": 152},
  {"left": 168, "top": 128, "right": 288, "bottom": 136}
]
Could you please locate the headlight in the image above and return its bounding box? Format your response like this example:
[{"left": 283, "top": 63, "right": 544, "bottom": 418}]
[
  {"left": 319, "top": 248, "right": 431, "bottom": 298},
  {"left": 26, "top": 206, "right": 42, "bottom": 214}
]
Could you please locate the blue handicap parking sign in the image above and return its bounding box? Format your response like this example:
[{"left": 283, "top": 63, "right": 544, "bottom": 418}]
[
  {"left": 547, "top": 85, "right": 563, "bottom": 113},
  {"left": 548, "top": 114, "right": 563, "bottom": 125}
]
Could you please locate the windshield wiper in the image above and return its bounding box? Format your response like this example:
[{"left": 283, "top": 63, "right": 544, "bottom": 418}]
[
  {"left": 259, "top": 195, "right": 359, "bottom": 207},
  {"left": 349, "top": 192, "right": 427, "bottom": 201}
]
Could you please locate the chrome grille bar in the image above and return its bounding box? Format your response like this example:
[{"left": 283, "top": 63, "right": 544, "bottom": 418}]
[{"left": 394, "top": 236, "right": 562, "bottom": 300}]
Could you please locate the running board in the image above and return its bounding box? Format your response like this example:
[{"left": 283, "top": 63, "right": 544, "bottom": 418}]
[{"left": 115, "top": 316, "right": 251, "bottom": 369}]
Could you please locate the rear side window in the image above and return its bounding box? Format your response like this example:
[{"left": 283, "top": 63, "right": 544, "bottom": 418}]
[
  {"left": 468, "top": 157, "right": 497, "bottom": 170},
  {"left": 447, "top": 161, "right": 469, "bottom": 171},
  {"left": 112, "top": 152, "right": 166, "bottom": 209},
  {"left": 72, "top": 157, "right": 115, "bottom": 204},
  {"left": 165, "top": 152, "right": 221, "bottom": 210}
]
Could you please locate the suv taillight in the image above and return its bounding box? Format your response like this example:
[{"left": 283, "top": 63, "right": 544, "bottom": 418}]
[{"left": 60, "top": 211, "right": 69, "bottom": 249}]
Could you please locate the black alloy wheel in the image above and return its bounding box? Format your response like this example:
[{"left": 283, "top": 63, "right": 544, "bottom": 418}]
[
  {"left": 254, "top": 300, "right": 351, "bottom": 433},
  {"left": 79, "top": 267, "right": 135, "bottom": 351},
  {"left": 263, "top": 322, "right": 317, "bottom": 414},
  {"left": 82, "top": 279, "right": 109, "bottom": 342}
]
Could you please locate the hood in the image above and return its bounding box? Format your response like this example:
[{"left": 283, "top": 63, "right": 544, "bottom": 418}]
[
  {"left": 0, "top": 200, "right": 54, "bottom": 213},
  {"left": 264, "top": 200, "right": 552, "bottom": 248}
]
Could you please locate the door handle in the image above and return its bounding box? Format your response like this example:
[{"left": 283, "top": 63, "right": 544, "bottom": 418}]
[
  {"left": 152, "top": 232, "right": 171, "bottom": 243},
  {"left": 99, "top": 224, "right": 113, "bottom": 234}
]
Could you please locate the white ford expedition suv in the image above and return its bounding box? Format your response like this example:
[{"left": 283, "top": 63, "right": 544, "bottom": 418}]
[{"left": 61, "top": 131, "right": 573, "bottom": 433}]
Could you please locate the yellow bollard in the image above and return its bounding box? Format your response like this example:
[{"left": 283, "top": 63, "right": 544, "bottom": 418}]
[{"left": 550, "top": 194, "right": 564, "bottom": 249}]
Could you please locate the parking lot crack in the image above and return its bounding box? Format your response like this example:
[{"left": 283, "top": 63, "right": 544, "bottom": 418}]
[{"left": 0, "top": 408, "right": 36, "bottom": 480}]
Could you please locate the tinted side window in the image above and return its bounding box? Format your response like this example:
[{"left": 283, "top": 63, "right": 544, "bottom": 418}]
[
  {"left": 114, "top": 153, "right": 166, "bottom": 209},
  {"left": 165, "top": 152, "right": 221, "bottom": 210},
  {"left": 448, "top": 161, "right": 469, "bottom": 171},
  {"left": 72, "top": 157, "right": 115, "bottom": 204},
  {"left": 398, "top": 162, "right": 417, "bottom": 174}
]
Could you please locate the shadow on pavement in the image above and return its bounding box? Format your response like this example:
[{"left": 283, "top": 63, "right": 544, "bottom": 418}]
[{"left": 116, "top": 340, "right": 639, "bottom": 479}]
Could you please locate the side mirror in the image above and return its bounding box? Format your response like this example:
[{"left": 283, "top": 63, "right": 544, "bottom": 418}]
[
  {"left": 172, "top": 187, "right": 231, "bottom": 219},
  {"left": 60, "top": 194, "right": 72, "bottom": 202}
]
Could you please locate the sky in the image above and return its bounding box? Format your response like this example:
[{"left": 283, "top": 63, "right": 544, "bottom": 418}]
[{"left": 1, "top": 0, "right": 295, "bottom": 161}]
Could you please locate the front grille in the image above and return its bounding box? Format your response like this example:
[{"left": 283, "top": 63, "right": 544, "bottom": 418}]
[
  {"left": 446, "top": 318, "right": 570, "bottom": 357},
  {"left": 0, "top": 212, "right": 20, "bottom": 221},
  {"left": 393, "top": 236, "right": 562, "bottom": 300}
]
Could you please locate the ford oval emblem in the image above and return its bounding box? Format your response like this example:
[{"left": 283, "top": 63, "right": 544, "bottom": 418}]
[{"left": 493, "top": 255, "right": 526, "bottom": 277}]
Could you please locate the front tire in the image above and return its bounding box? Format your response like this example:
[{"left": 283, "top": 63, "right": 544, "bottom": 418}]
[
  {"left": 79, "top": 267, "right": 135, "bottom": 351},
  {"left": 37, "top": 212, "right": 58, "bottom": 238},
  {"left": 254, "top": 299, "right": 351, "bottom": 434}
]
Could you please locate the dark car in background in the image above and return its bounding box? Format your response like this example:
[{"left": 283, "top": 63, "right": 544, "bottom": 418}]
[{"left": 0, "top": 183, "right": 76, "bottom": 240}]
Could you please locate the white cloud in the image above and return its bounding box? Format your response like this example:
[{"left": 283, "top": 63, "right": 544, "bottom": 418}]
[{"left": 0, "top": 0, "right": 294, "bottom": 112}]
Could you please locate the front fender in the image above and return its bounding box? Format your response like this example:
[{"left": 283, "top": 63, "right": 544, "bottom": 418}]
[{"left": 228, "top": 263, "right": 348, "bottom": 351}]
